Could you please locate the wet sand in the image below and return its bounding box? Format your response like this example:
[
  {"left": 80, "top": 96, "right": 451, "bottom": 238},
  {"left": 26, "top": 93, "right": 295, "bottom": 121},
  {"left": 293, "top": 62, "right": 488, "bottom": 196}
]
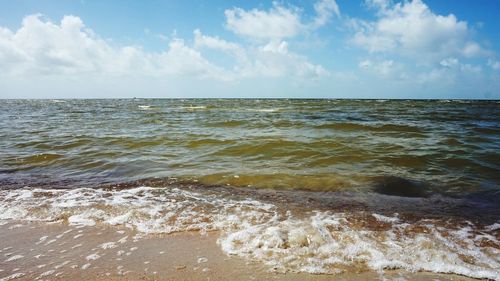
[{"left": 0, "top": 221, "right": 478, "bottom": 281}]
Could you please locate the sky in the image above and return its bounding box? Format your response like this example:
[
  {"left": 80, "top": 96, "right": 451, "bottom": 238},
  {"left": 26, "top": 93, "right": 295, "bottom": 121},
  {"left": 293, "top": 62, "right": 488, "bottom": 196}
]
[{"left": 0, "top": 0, "right": 499, "bottom": 99}]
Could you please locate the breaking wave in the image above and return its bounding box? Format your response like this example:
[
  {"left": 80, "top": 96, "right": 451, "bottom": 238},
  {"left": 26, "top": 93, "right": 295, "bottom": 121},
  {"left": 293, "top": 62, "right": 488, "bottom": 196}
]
[{"left": 0, "top": 186, "right": 498, "bottom": 280}]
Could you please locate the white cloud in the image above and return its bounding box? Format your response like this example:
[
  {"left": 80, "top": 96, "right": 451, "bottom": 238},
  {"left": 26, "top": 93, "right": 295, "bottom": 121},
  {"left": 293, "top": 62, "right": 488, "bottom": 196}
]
[
  {"left": 352, "top": 0, "right": 486, "bottom": 62},
  {"left": 359, "top": 58, "right": 405, "bottom": 78},
  {"left": 193, "top": 29, "right": 327, "bottom": 79},
  {"left": 312, "top": 0, "right": 341, "bottom": 28},
  {"left": 250, "top": 40, "right": 328, "bottom": 78},
  {"left": 459, "top": 63, "right": 482, "bottom": 74},
  {"left": 193, "top": 29, "right": 248, "bottom": 65},
  {"left": 225, "top": 3, "right": 303, "bottom": 40},
  {"left": 488, "top": 59, "right": 500, "bottom": 71},
  {"left": 224, "top": 0, "right": 339, "bottom": 40},
  {"left": 1, "top": 14, "right": 116, "bottom": 75},
  {"left": 259, "top": 40, "right": 289, "bottom": 54},
  {"left": 0, "top": 14, "right": 326, "bottom": 81},
  {"left": 0, "top": 14, "right": 229, "bottom": 79},
  {"left": 462, "top": 41, "right": 484, "bottom": 57},
  {"left": 365, "top": 0, "right": 391, "bottom": 13},
  {"left": 156, "top": 38, "right": 230, "bottom": 79},
  {"left": 438, "top": 57, "right": 481, "bottom": 73},
  {"left": 439, "top": 57, "right": 459, "bottom": 68}
]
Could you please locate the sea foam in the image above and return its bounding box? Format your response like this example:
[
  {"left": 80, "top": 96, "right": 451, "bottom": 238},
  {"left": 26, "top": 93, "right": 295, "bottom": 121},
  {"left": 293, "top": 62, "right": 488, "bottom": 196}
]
[{"left": 0, "top": 187, "right": 498, "bottom": 280}]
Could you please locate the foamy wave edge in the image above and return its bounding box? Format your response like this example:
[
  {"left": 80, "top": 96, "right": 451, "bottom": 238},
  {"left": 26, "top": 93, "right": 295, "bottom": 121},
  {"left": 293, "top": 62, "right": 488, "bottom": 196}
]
[{"left": 0, "top": 187, "right": 498, "bottom": 280}]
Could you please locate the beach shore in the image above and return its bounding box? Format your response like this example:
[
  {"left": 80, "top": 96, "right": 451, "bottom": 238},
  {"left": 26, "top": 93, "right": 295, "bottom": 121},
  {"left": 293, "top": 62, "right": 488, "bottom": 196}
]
[{"left": 0, "top": 221, "right": 478, "bottom": 281}]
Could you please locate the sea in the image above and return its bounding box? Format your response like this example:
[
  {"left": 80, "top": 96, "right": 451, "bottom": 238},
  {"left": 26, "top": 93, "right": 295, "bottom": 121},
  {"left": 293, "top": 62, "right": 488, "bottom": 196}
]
[{"left": 0, "top": 99, "right": 499, "bottom": 279}]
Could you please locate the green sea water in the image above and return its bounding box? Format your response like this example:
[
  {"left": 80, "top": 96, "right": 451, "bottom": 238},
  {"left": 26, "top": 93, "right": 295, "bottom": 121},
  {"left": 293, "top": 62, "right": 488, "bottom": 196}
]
[{"left": 1, "top": 99, "right": 498, "bottom": 195}]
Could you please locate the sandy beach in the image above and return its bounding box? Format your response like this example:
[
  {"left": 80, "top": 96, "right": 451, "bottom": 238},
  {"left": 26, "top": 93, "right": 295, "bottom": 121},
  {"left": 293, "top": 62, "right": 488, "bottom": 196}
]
[{"left": 0, "top": 221, "right": 480, "bottom": 281}]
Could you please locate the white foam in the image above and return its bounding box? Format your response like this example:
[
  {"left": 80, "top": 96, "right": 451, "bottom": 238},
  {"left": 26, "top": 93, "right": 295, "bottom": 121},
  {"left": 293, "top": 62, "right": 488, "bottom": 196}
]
[
  {"left": 181, "top": 106, "right": 206, "bottom": 110},
  {"left": 36, "top": 236, "right": 48, "bottom": 245},
  {"left": 54, "top": 261, "right": 70, "bottom": 269},
  {"left": 117, "top": 236, "right": 128, "bottom": 244},
  {"left": 36, "top": 270, "right": 55, "bottom": 280},
  {"left": 372, "top": 213, "right": 399, "bottom": 223},
  {"left": 68, "top": 214, "right": 96, "bottom": 226},
  {"left": 8, "top": 224, "right": 23, "bottom": 229},
  {"left": 86, "top": 253, "right": 100, "bottom": 261},
  {"left": 44, "top": 239, "right": 57, "bottom": 245},
  {"left": 1, "top": 187, "right": 498, "bottom": 279},
  {"left": 5, "top": 255, "right": 23, "bottom": 262},
  {"left": 81, "top": 263, "right": 91, "bottom": 270},
  {"left": 56, "top": 229, "right": 73, "bottom": 238},
  {"left": 485, "top": 223, "right": 500, "bottom": 231},
  {"left": 1, "top": 273, "right": 25, "bottom": 280},
  {"left": 218, "top": 211, "right": 500, "bottom": 279},
  {"left": 100, "top": 242, "right": 117, "bottom": 249}
]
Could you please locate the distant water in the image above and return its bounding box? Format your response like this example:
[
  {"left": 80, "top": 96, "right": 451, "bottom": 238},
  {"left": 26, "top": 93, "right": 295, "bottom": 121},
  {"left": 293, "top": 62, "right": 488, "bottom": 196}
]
[{"left": 0, "top": 99, "right": 499, "bottom": 279}]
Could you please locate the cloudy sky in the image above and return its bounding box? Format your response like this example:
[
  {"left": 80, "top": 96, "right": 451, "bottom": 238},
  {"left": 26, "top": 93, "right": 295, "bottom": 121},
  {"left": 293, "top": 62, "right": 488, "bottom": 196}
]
[{"left": 0, "top": 0, "right": 499, "bottom": 99}]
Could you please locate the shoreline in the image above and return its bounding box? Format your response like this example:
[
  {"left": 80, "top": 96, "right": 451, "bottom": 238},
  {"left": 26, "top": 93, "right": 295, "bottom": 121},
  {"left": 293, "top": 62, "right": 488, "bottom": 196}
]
[
  {"left": 0, "top": 185, "right": 499, "bottom": 280},
  {"left": 0, "top": 221, "right": 480, "bottom": 281}
]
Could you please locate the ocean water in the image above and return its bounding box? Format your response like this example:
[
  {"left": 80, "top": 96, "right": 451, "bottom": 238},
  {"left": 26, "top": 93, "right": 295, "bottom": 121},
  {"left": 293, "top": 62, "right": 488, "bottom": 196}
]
[{"left": 0, "top": 99, "right": 499, "bottom": 279}]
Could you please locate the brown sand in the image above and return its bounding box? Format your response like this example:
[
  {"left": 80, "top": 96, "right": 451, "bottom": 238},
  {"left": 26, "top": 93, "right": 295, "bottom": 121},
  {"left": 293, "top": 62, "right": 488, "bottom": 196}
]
[{"left": 0, "top": 221, "right": 477, "bottom": 281}]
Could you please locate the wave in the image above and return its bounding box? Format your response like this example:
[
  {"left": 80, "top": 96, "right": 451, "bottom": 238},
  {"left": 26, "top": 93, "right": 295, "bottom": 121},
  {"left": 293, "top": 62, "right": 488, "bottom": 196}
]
[
  {"left": 19, "top": 153, "right": 64, "bottom": 165},
  {"left": 178, "top": 106, "right": 207, "bottom": 110},
  {"left": 245, "top": 108, "right": 281, "bottom": 113},
  {"left": 206, "top": 120, "right": 247, "bottom": 127},
  {"left": 0, "top": 186, "right": 498, "bottom": 279},
  {"left": 315, "top": 122, "right": 424, "bottom": 134}
]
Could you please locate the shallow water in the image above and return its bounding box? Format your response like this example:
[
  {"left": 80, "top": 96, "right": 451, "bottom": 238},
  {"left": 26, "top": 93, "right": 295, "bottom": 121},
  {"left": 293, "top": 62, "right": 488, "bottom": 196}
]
[
  {"left": 1, "top": 99, "right": 499, "bottom": 194},
  {"left": 0, "top": 99, "right": 499, "bottom": 279},
  {"left": 1, "top": 186, "right": 499, "bottom": 279}
]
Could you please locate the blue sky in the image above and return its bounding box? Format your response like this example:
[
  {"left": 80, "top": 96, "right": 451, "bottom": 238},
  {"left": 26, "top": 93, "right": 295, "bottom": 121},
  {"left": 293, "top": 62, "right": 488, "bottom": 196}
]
[{"left": 0, "top": 0, "right": 499, "bottom": 99}]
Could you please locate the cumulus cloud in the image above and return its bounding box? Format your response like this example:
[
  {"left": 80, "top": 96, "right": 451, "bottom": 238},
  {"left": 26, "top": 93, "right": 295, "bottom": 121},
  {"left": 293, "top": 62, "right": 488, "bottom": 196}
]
[
  {"left": 360, "top": 55, "right": 484, "bottom": 83},
  {"left": 359, "top": 59, "right": 406, "bottom": 78},
  {"left": 224, "top": 0, "right": 339, "bottom": 40},
  {"left": 438, "top": 57, "right": 481, "bottom": 73},
  {"left": 225, "top": 4, "right": 302, "bottom": 40},
  {"left": 250, "top": 40, "right": 328, "bottom": 78},
  {"left": 312, "top": 0, "right": 341, "bottom": 28},
  {"left": 0, "top": 14, "right": 327, "bottom": 81},
  {"left": 352, "top": 0, "right": 487, "bottom": 62},
  {"left": 0, "top": 14, "right": 228, "bottom": 79},
  {"left": 488, "top": 59, "right": 500, "bottom": 71},
  {"left": 156, "top": 38, "right": 230, "bottom": 79},
  {"left": 193, "top": 29, "right": 248, "bottom": 66},
  {"left": 0, "top": 14, "right": 120, "bottom": 75},
  {"left": 193, "top": 29, "right": 327, "bottom": 79},
  {"left": 439, "top": 57, "right": 459, "bottom": 68}
]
